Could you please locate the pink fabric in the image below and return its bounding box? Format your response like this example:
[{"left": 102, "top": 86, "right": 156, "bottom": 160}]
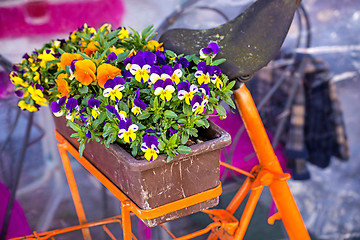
[
  {"left": 0, "top": 0, "right": 125, "bottom": 39},
  {"left": 210, "top": 112, "right": 288, "bottom": 179},
  {"left": 0, "top": 182, "right": 31, "bottom": 239}
]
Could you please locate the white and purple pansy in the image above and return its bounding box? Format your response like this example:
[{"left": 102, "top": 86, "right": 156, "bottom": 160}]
[
  {"left": 132, "top": 89, "right": 148, "bottom": 116},
  {"left": 103, "top": 77, "right": 125, "bottom": 101},
  {"left": 195, "top": 61, "right": 212, "bottom": 85},
  {"left": 154, "top": 78, "right": 175, "bottom": 102},
  {"left": 177, "top": 81, "right": 198, "bottom": 105},
  {"left": 129, "top": 51, "right": 156, "bottom": 83},
  {"left": 149, "top": 65, "right": 182, "bottom": 85},
  {"left": 140, "top": 134, "right": 159, "bottom": 161},
  {"left": 88, "top": 98, "right": 101, "bottom": 119},
  {"left": 200, "top": 42, "right": 219, "bottom": 58},
  {"left": 191, "top": 94, "right": 208, "bottom": 115},
  {"left": 106, "top": 104, "right": 127, "bottom": 121},
  {"left": 199, "top": 83, "right": 211, "bottom": 100},
  {"left": 50, "top": 96, "right": 67, "bottom": 117},
  {"left": 118, "top": 118, "right": 138, "bottom": 143},
  {"left": 65, "top": 97, "right": 80, "bottom": 121}
]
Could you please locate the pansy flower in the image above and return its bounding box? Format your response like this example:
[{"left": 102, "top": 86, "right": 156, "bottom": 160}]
[
  {"left": 118, "top": 27, "right": 129, "bottom": 40},
  {"left": 175, "top": 56, "right": 190, "bottom": 68},
  {"left": 84, "top": 41, "right": 100, "bottom": 56},
  {"left": 65, "top": 98, "right": 80, "bottom": 121},
  {"left": 154, "top": 78, "right": 175, "bottom": 102},
  {"left": 141, "top": 135, "right": 159, "bottom": 161},
  {"left": 97, "top": 63, "right": 121, "bottom": 88},
  {"left": 18, "top": 100, "right": 38, "bottom": 112},
  {"left": 106, "top": 105, "right": 127, "bottom": 121},
  {"left": 149, "top": 65, "right": 182, "bottom": 85},
  {"left": 10, "top": 72, "right": 29, "bottom": 88},
  {"left": 129, "top": 51, "right": 155, "bottom": 83},
  {"left": 50, "top": 96, "right": 67, "bottom": 117},
  {"left": 209, "top": 65, "right": 223, "bottom": 89},
  {"left": 28, "top": 84, "right": 47, "bottom": 106},
  {"left": 74, "top": 59, "right": 96, "bottom": 86},
  {"left": 118, "top": 118, "right": 138, "bottom": 143},
  {"left": 103, "top": 77, "right": 125, "bottom": 101},
  {"left": 88, "top": 98, "right": 101, "bottom": 119},
  {"left": 199, "top": 42, "right": 219, "bottom": 58},
  {"left": 195, "top": 61, "right": 212, "bottom": 85},
  {"left": 55, "top": 73, "right": 71, "bottom": 97},
  {"left": 37, "top": 49, "right": 56, "bottom": 68},
  {"left": 146, "top": 40, "right": 164, "bottom": 51},
  {"left": 199, "top": 83, "right": 211, "bottom": 100},
  {"left": 131, "top": 89, "right": 148, "bottom": 116},
  {"left": 177, "top": 81, "right": 198, "bottom": 105},
  {"left": 191, "top": 94, "right": 208, "bottom": 115},
  {"left": 60, "top": 53, "right": 83, "bottom": 71}
]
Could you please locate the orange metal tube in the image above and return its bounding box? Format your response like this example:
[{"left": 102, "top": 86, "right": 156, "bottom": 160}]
[
  {"left": 226, "top": 177, "right": 252, "bottom": 215},
  {"left": 121, "top": 201, "right": 132, "bottom": 240},
  {"left": 174, "top": 222, "right": 222, "bottom": 240},
  {"left": 57, "top": 143, "right": 92, "bottom": 240},
  {"left": 234, "top": 186, "right": 263, "bottom": 240},
  {"left": 220, "top": 162, "right": 255, "bottom": 179},
  {"left": 233, "top": 84, "right": 310, "bottom": 240}
]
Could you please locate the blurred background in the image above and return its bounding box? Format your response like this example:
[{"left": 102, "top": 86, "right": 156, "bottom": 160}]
[{"left": 0, "top": 0, "right": 359, "bottom": 239}]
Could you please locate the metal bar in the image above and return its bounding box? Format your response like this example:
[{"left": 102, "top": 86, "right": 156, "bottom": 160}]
[
  {"left": 233, "top": 84, "right": 310, "bottom": 240},
  {"left": 226, "top": 177, "right": 252, "bottom": 215},
  {"left": 102, "top": 225, "right": 117, "bottom": 240},
  {"left": 220, "top": 162, "right": 255, "bottom": 179},
  {"left": 234, "top": 186, "right": 263, "bottom": 240},
  {"left": 160, "top": 224, "right": 176, "bottom": 239},
  {"left": 174, "top": 222, "right": 222, "bottom": 240},
  {"left": 121, "top": 201, "right": 132, "bottom": 240},
  {"left": 57, "top": 142, "right": 92, "bottom": 240}
]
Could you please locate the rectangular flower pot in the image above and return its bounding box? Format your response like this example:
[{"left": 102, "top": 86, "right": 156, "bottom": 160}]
[{"left": 53, "top": 116, "right": 231, "bottom": 227}]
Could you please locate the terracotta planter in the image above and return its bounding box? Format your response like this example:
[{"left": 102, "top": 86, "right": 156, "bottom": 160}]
[{"left": 53, "top": 116, "right": 231, "bottom": 227}]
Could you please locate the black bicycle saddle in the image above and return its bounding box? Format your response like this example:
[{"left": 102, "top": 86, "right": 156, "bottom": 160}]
[{"left": 159, "top": 0, "right": 300, "bottom": 81}]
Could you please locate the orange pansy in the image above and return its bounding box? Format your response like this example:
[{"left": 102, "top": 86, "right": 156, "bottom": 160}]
[
  {"left": 60, "top": 53, "right": 83, "bottom": 71},
  {"left": 97, "top": 63, "right": 121, "bottom": 88},
  {"left": 84, "top": 41, "right": 100, "bottom": 56},
  {"left": 74, "top": 59, "right": 96, "bottom": 85},
  {"left": 55, "top": 73, "right": 71, "bottom": 97}
]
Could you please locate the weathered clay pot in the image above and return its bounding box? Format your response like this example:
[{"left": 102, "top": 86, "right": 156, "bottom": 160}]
[{"left": 53, "top": 116, "right": 231, "bottom": 227}]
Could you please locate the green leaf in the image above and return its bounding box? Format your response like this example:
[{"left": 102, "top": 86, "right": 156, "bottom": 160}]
[
  {"left": 178, "top": 118, "right": 186, "bottom": 124},
  {"left": 107, "top": 29, "right": 120, "bottom": 39},
  {"left": 78, "top": 85, "right": 88, "bottom": 94},
  {"left": 58, "top": 48, "right": 65, "bottom": 54},
  {"left": 67, "top": 121, "right": 81, "bottom": 132},
  {"left": 183, "top": 104, "right": 192, "bottom": 116},
  {"left": 79, "top": 141, "right": 85, "bottom": 158},
  {"left": 78, "top": 52, "right": 91, "bottom": 60},
  {"left": 117, "top": 51, "right": 131, "bottom": 62},
  {"left": 93, "top": 112, "right": 106, "bottom": 129},
  {"left": 212, "top": 58, "right": 226, "bottom": 65},
  {"left": 166, "top": 155, "right": 174, "bottom": 163},
  {"left": 141, "top": 25, "right": 154, "bottom": 39},
  {"left": 168, "top": 133, "right": 178, "bottom": 147},
  {"left": 65, "top": 65, "right": 71, "bottom": 76},
  {"left": 180, "top": 132, "right": 189, "bottom": 144},
  {"left": 137, "top": 111, "right": 151, "bottom": 120},
  {"left": 215, "top": 104, "right": 227, "bottom": 116},
  {"left": 177, "top": 145, "right": 192, "bottom": 154},
  {"left": 164, "top": 110, "right": 177, "bottom": 119},
  {"left": 158, "top": 139, "right": 165, "bottom": 151},
  {"left": 224, "top": 97, "right": 236, "bottom": 109},
  {"left": 166, "top": 50, "right": 176, "bottom": 57}
]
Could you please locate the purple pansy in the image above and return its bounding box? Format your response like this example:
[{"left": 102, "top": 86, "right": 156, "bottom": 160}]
[
  {"left": 140, "top": 135, "right": 159, "bottom": 161},
  {"left": 191, "top": 94, "right": 208, "bottom": 115},
  {"left": 131, "top": 89, "right": 148, "bottom": 116},
  {"left": 118, "top": 118, "right": 138, "bottom": 143},
  {"left": 88, "top": 98, "right": 101, "bottom": 119},
  {"left": 154, "top": 78, "right": 175, "bottom": 101},
  {"left": 200, "top": 42, "right": 219, "bottom": 58},
  {"left": 50, "top": 96, "right": 67, "bottom": 117},
  {"left": 103, "top": 77, "right": 125, "bottom": 101},
  {"left": 177, "top": 81, "right": 198, "bottom": 105}
]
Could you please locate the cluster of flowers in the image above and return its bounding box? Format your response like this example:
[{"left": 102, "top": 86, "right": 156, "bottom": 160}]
[{"left": 11, "top": 24, "right": 235, "bottom": 162}]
